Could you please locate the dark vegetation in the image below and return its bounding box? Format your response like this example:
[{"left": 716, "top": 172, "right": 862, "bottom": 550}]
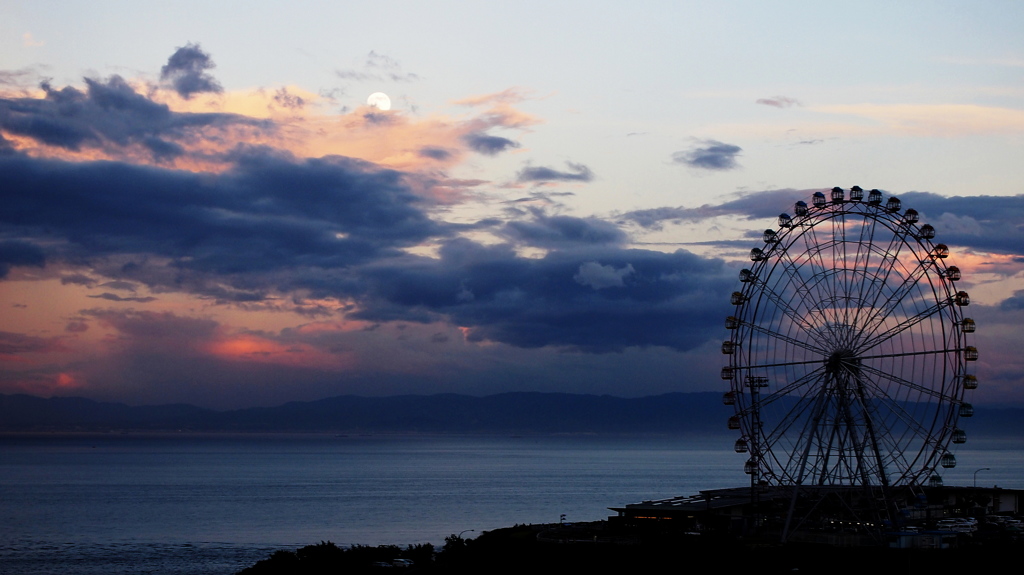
[{"left": 238, "top": 523, "right": 1024, "bottom": 575}]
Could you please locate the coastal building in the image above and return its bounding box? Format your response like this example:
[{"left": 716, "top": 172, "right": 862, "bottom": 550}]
[{"left": 608, "top": 485, "right": 1024, "bottom": 547}]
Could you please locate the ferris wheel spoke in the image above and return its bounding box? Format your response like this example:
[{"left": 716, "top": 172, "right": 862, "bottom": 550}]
[
  {"left": 787, "top": 381, "right": 835, "bottom": 485},
  {"left": 737, "top": 320, "right": 829, "bottom": 356},
  {"left": 736, "top": 366, "right": 826, "bottom": 417},
  {"left": 846, "top": 375, "right": 891, "bottom": 486},
  {"left": 747, "top": 282, "right": 822, "bottom": 340},
  {"left": 848, "top": 208, "right": 882, "bottom": 330},
  {"left": 857, "top": 220, "right": 913, "bottom": 331},
  {"left": 760, "top": 374, "right": 830, "bottom": 452},
  {"left": 856, "top": 362, "right": 954, "bottom": 404},
  {"left": 856, "top": 298, "right": 952, "bottom": 352},
  {"left": 853, "top": 378, "right": 943, "bottom": 480},
  {"left": 856, "top": 253, "right": 936, "bottom": 339},
  {"left": 769, "top": 247, "right": 837, "bottom": 336},
  {"left": 855, "top": 376, "right": 936, "bottom": 446},
  {"left": 857, "top": 348, "right": 962, "bottom": 362},
  {"left": 802, "top": 222, "right": 843, "bottom": 328},
  {"left": 833, "top": 209, "right": 854, "bottom": 329},
  {"left": 734, "top": 358, "right": 825, "bottom": 370},
  {"left": 773, "top": 228, "right": 833, "bottom": 326}
]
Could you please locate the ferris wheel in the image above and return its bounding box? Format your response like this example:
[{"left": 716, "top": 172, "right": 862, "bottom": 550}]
[{"left": 722, "top": 187, "right": 977, "bottom": 488}]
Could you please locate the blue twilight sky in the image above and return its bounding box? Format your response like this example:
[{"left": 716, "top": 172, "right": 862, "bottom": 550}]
[{"left": 1, "top": 1, "right": 1022, "bottom": 409}]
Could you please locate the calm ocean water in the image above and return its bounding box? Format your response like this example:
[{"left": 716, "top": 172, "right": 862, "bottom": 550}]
[{"left": 1, "top": 433, "right": 1021, "bottom": 575}]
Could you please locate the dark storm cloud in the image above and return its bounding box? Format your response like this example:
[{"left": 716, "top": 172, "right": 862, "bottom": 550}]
[
  {"left": 0, "top": 150, "right": 443, "bottom": 295},
  {"left": 672, "top": 140, "right": 742, "bottom": 171},
  {"left": 350, "top": 239, "right": 734, "bottom": 352},
  {"left": 756, "top": 96, "right": 801, "bottom": 108},
  {"left": 0, "top": 75, "right": 262, "bottom": 159},
  {"left": 502, "top": 212, "right": 627, "bottom": 248},
  {"left": 160, "top": 43, "right": 223, "bottom": 99},
  {"left": 0, "top": 240, "right": 45, "bottom": 278},
  {"left": 517, "top": 162, "right": 594, "bottom": 183},
  {"left": 463, "top": 132, "right": 520, "bottom": 156}
]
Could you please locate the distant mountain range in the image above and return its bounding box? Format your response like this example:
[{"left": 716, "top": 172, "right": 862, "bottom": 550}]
[{"left": 1, "top": 392, "right": 1022, "bottom": 437}]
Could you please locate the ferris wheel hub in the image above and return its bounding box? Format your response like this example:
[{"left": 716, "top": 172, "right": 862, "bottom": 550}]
[{"left": 825, "top": 349, "right": 858, "bottom": 374}]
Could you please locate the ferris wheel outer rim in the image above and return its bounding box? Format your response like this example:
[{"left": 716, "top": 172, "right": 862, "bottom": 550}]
[{"left": 723, "top": 191, "right": 973, "bottom": 487}]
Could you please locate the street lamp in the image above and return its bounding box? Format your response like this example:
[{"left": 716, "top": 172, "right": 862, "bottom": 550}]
[{"left": 973, "top": 467, "right": 991, "bottom": 488}]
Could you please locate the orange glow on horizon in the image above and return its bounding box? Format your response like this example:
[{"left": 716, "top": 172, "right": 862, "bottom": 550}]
[{"left": 205, "top": 334, "right": 354, "bottom": 370}]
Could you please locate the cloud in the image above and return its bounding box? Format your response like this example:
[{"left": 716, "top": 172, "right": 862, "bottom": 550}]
[
  {"left": 84, "top": 309, "right": 217, "bottom": 339},
  {"left": 756, "top": 96, "right": 801, "bottom": 108},
  {"left": 0, "top": 331, "right": 64, "bottom": 356},
  {"left": 0, "top": 240, "right": 45, "bottom": 278},
  {"left": 160, "top": 43, "right": 223, "bottom": 99},
  {"left": 620, "top": 189, "right": 1024, "bottom": 266},
  {"left": 272, "top": 88, "right": 305, "bottom": 110},
  {"left": 1000, "top": 289, "right": 1024, "bottom": 310},
  {"left": 0, "top": 69, "right": 36, "bottom": 86},
  {"left": 65, "top": 321, "right": 88, "bottom": 333},
  {"left": 502, "top": 212, "right": 627, "bottom": 248},
  {"left": 896, "top": 192, "right": 1024, "bottom": 255},
  {"left": 574, "top": 262, "right": 635, "bottom": 289},
  {"left": 418, "top": 146, "right": 451, "bottom": 160},
  {"left": 621, "top": 188, "right": 868, "bottom": 229},
  {"left": 60, "top": 274, "right": 96, "bottom": 287},
  {"left": 336, "top": 51, "right": 420, "bottom": 83},
  {"left": 0, "top": 75, "right": 262, "bottom": 161},
  {"left": 87, "top": 293, "right": 157, "bottom": 303},
  {"left": 453, "top": 88, "right": 528, "bottom": 108},
  {"left": 814, "top": 103, "right": 1024, "bottom": 137},
  {"left": 672, "top": 140, "right": 742, "bottom": 171},
  {"left": 0, "top": 49, "right": 803, "bottom": 404},
  {"left": 517, "top": 162, "right": 594, "bottom": 183},
  {"left": 463, "top": 132, "right": 520, "bottom": 155},
  {"left": 98, "top": 280, "right": 139, "bottom": 292},
  {"left": 0, "top": 149, "right": 445, "bottom": 299},
  {"left": 22, "top": 32, "right": 45, "bottom": 48},
  {"left": 350, "top": 239, "right": 734, "bottom": 352}
]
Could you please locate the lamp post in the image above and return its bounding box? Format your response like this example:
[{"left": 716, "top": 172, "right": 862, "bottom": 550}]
[
  {"left": 458, "top": 529, "right": 474, "bottom": 539},
  {"left": 973, "top": 468, "right": 990, "bottom": 488}
]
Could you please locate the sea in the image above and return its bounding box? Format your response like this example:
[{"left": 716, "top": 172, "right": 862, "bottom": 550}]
[{"left": 1, "top": 433, "right": 1022, "bottom": 575}]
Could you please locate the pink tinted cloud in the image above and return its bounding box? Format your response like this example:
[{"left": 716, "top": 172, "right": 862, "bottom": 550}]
[{"left": 0, "top": 331, "right": 66, "bottom": 359}]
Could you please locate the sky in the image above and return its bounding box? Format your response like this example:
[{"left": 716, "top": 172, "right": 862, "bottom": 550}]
[{"left": 1, "top": 1, "right": 1022, "bottom": 409}]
